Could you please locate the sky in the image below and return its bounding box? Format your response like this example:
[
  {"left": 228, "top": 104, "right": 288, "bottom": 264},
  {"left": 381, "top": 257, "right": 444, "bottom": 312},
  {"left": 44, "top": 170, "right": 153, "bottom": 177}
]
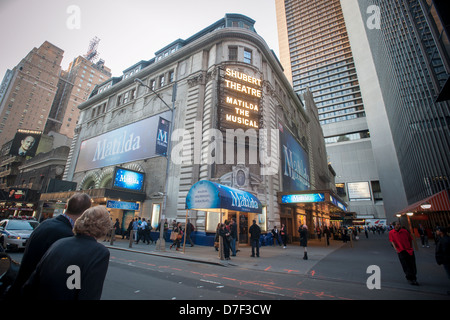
[{"left": 0, "top": 0, "right": 280, "bottom": 78}]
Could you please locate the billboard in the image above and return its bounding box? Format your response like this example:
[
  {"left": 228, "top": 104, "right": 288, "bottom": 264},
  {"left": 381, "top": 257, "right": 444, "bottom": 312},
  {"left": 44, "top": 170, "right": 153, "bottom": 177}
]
[
  {"left": 112, "top": 167, "right": 145, "bottom": 192},
  {"left": 279, "top": 123, "right": 310, "bottom": 192},
  {"left": 9, "top": 129, "right": 42, "bottom": 157},
  {"left": 347, "top": 182, "right": 372, "bottom": 201},
  {"left": 75, "top": 111, "right": 171, "bottom": 172}
]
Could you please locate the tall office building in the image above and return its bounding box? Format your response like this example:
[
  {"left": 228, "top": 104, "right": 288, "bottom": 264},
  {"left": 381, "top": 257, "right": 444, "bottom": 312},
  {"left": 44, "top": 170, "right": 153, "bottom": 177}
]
[
  {"left": 0, "top": 41, "right": 64, "bottom": 146},
  {"left": 45, "top": 55, "right": 111, "bottom": 138},
  {"left": 276, "top": 0, "right": 391, "bottom": 220},
  {"left": 46, "top": 38, "right": 112, "bottom": 138},
  {"left": 342, "top": 0, "right": 450, "bottom": 209}
]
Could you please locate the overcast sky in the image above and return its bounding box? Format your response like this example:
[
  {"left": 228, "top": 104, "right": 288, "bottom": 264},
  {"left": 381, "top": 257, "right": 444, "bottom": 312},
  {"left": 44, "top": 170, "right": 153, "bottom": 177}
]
[{"left": 0, "top": 0, "right": 279, "bottom": 78}]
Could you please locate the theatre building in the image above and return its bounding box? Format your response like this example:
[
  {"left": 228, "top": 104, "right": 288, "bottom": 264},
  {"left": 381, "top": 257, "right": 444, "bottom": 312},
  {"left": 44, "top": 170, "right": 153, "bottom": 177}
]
[{"left": 40, "top": 14, "right": 346, "bottom": 244}]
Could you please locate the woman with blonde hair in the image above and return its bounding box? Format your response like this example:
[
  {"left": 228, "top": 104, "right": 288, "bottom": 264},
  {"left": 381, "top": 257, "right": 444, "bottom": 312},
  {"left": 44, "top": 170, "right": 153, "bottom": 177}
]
[{"left": 23, "top": 206, "right": 112, "bottom": 300}]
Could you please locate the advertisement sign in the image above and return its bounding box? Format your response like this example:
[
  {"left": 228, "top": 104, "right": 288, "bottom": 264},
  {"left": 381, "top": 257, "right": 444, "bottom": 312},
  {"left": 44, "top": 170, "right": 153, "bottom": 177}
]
[
  {"left": 281, "top": 193, "right": 325, "bottom": 204},
  {"left": 186, "top": 180, "right": 262, "bottom": 214},
  {"left": 75, "top": 111, "right": 171, "bottom": 172},
  {"left": 347, "top": 182, "right": 371, "bottom": 201},
  {"left": 279, "top": 123, "right": 310, "bottom": 192},
  {"left": 155, "top": 117, "right": 170, "bottom": 156},
  {"left": 219, "top": 67, "right": 262, "bottom": 131},
  {"left": 9, "top": 129, "right": 42, "bottom": 157},
  {"left": 112, "top": 167, "right": 145, "bottom": 192},
  {"left": 106, "top": 200, "right": 140, "bottom": 211},
  {"left": 7, "top": 188, "right": 28, "bottom": 201}
]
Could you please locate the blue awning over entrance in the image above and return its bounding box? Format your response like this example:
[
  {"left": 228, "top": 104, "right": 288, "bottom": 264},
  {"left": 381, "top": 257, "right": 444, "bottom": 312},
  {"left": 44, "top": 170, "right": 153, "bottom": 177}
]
[{"left": 185, "top": 180, "right": 262, "bottom": 214}]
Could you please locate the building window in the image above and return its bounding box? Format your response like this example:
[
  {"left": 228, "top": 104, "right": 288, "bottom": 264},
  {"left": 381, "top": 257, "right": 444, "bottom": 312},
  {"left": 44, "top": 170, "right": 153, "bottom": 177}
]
[
  {"left": 150, "top": 79, "right": 156, "bottom": 91},
  {"left": 244, "top": 49, "right": 252, "bottom": 64},
  {"left": 159, "top": 75, "right": 165, "bottom": 87},
  {"left": 169, "top": 70, "right": 175, "bottom": 83},
  {"left": 229, "top": 46, "right": 238, "bottom": 61},
  {"left": 117, "top": 88, "right": 136, "bottom": 107}
]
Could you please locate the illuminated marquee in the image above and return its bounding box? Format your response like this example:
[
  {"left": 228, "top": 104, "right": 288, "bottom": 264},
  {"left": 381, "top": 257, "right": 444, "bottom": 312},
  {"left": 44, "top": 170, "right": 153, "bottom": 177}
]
[{"left": 220, "top": 68, "right": 262, "bottom": 130}]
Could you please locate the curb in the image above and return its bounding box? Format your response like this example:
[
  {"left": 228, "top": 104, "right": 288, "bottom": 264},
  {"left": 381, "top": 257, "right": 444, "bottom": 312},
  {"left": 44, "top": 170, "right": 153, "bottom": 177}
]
[{"left": 105, "top": 244, "right": 227, "bottom": 267}]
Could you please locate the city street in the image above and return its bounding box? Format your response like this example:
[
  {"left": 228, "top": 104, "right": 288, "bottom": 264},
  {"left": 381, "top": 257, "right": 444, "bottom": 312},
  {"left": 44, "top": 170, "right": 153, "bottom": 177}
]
[
  {"left": 8, "top": 232, "right": 449, "bottom": 303},
  {"left": 99, "top": 232, "right": 449, "bottom": 301}
]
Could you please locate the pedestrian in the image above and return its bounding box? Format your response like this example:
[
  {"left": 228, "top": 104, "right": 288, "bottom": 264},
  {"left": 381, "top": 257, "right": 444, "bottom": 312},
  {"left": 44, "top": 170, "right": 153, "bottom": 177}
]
[
  {"left": 299, "top": 225, "right": 308, "bottom": 260},
  {"left": 22, "top": 206, "right": 112, "bottom": 300},
  {"left": 230, "top": 219, "right": 237, "bottom": 256},
  {"left": 435, "top": 226, "right": 450, "bottom": 295},
  {"left": 316, "top": 225, "right": 322, "bottom": 241},
  {"left": 418, "top": 224, "right": 430, "bottom": 248},
  {"left": 323, "top": 225, "right": 331, "bottom": 246},
  {"left": 364, "top": 226, "right": 369, "bottom": 239},
  {"left": 170, "top": 222, "right": 183, "bottom": 251},
  {"left": 113, "top": 218, "right": 121, "bottom": 238},
  {"left": 136, "top": 218, "right": 150, "bottom": 244},
  {"left": 214, "top": 223, "right": 221, "bottom": 252},
  {"left": 343, "top": 227, "right": 349, "bottom": 243},
  {"left": 389, "top": 222, "right": 419, "bottom": 285},
  {"left": 271, "top": 225, "right": 282, "bottom": 246},
  {"left": 124, "top": 219, "right": 133, "bottom": 239},
  {"left": 186, "top": 219, "right": 195, "bottom": 247},
  {"left": 6, "top": 193, "right": 92, "bottom": 299},
  {"left": 219, "top": 223, "right": 231, "bottom": 260},
  {"left": 280, "top": 224, "right": 288, "bottom": 248},
  {"left": 132, "top": 218, "right": 139, "bottom": 241},
  {"left": 249, "top": 220, "right": 261, "bottom": 257}
]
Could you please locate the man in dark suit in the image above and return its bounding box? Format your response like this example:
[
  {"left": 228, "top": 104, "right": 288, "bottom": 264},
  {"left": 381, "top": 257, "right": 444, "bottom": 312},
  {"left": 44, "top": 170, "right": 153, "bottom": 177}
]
[
  {"left": 22, "top": 206, "right": 111, "bottom": 300},
  {"left": 6, "top": 193, "right": 92, "bottom": 298},
  {"left": 249, "top": 219, "right": 261, "bottom": 258}
]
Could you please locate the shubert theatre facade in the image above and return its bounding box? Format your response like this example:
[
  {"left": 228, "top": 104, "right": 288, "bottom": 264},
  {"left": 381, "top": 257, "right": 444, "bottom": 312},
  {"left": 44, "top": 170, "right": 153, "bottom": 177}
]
[{"left": 40, "top": 14, "right": 346, "bottom": 244}]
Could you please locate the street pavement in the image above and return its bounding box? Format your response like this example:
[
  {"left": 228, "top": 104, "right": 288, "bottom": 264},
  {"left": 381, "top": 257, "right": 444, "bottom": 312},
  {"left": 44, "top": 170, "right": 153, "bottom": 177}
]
[{"left": 105, "top": 231, "right": 450, "bottom": 299}]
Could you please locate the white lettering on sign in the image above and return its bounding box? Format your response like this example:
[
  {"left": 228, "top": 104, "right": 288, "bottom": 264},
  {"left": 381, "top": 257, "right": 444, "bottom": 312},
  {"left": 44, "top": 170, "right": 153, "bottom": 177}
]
[{"left": 93, "top": 130, "right": 141, "bottom": 161}]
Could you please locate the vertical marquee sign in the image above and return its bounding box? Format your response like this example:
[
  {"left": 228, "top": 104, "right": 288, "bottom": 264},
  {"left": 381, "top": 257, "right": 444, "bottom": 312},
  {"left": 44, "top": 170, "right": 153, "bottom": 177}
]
[{"left": 219, "top": 67, "right": 262, "bottom": 131}]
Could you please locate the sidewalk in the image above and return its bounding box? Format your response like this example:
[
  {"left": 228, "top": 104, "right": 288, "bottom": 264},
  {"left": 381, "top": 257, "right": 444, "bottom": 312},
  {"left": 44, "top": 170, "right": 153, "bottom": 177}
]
[{"left": 105, "top": 236, "right": 344, "bottom": 275}]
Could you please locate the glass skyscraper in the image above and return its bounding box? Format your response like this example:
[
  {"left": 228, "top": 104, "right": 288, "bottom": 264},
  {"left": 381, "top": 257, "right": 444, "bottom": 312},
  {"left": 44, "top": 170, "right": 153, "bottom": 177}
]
[
  {"left": 356, "top": 0, "right": 450, "bottom": 204},
  {"left": 276, "top": 0, "right": 387, "bottom": 219}
]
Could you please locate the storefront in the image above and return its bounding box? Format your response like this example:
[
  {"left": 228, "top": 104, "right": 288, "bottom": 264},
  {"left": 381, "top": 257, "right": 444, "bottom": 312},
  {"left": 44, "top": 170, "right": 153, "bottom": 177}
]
[
  {"left": 395, "top": 189, "right": 450, "bottom": 236},
  {"left": 277, "top": 190, "right": 347, "bottom": 241},
  {"left": 185, "top": 180, "right": 264, "bottom": 246},
  {"left": 39, "top": 187, "right": 146, "bottom": 233}
]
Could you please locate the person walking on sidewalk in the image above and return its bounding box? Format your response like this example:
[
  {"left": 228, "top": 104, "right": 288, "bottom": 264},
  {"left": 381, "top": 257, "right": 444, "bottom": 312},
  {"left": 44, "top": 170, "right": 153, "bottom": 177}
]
[
  {"left": 389, "top": 222, "right": 419, "bottom": 286},
  {"left": 435, "top": 226, "right": 450, "bottom": 295},
  {"left": 280, "top": 224, "right": 288, "bottom": 248},
  {"left": 249, "top": 220, "right": 261, "bottom": 257},
  {"left": 299, "top": 225, "right": 308, "bottom": 260},
  {"left": 230, "top": 219, "right": 238, "bottom": 256},
  {"left": 186, "top": 219, "right": 195, "bottom": 247},
  {"left": 170, "top": 222, "right": 183, "bottom": 251},
  {"left": 418, "top": 224, "right": 430, "bottom": 248},
  {"left": 219, "top": 223, "right": 231, "bottom": 260}
]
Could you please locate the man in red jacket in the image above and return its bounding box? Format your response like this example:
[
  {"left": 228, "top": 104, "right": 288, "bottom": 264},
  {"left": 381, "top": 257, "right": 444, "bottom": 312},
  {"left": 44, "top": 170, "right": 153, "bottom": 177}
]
[{"left": 389, "top": 221, "right": 419, "bottom": 285}]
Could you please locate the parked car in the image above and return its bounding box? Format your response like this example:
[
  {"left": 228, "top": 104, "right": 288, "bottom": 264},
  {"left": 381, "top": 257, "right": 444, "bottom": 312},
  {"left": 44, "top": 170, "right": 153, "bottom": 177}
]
[{"left": 0, "top": 219, "right": 39, "bottom": 251}]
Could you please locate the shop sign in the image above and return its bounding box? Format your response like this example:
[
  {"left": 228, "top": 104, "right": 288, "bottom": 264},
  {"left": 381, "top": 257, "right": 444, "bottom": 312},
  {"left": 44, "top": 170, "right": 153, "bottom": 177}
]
[
  {"left": 281, "top": 193, "right": 325, "bottom": 204},
  {"left": 330, "top": 195, "right": 347, "bottom": 212},
  {"left": 106, "top": 200, "right": 139, "bottom": 211}
]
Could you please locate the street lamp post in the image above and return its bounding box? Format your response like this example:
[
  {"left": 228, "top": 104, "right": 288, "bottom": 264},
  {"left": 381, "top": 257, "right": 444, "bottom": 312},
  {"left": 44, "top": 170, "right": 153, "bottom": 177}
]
[{"left": 134, "top": 78, "right": 176, "bottom": 252}]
